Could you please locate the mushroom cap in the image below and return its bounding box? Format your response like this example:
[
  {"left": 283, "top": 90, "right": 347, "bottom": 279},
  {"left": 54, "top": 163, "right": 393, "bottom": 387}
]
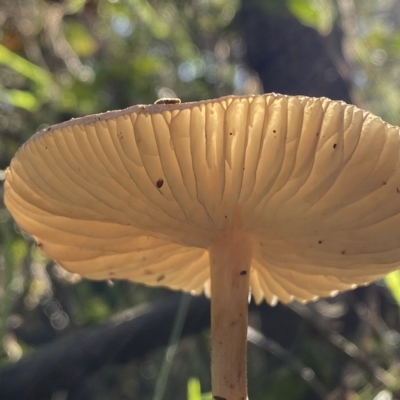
[{"left": 5, "top": 93, "right": 400, "bottom": 305}]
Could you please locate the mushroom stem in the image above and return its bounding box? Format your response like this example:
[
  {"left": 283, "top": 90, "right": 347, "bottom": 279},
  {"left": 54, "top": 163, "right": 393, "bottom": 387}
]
[{"left": 209, "top": 230, "right": 252, "bottom": 400}]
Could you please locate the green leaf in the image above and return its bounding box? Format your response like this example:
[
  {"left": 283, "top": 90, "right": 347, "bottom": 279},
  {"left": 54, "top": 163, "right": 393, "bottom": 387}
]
[
  {"left": 386, "top": 271, "right": 400, "bottom": 306},
  {"left": 0, "top": 45, "right": 53, "bottom": 87},
  {"left": 64, "top": 22, "right": 98, "bottom": 57},
  {"left": 187, "top": 378, "right": 202, "bottom": 400},
  {"left": 286, "top": 0, "right": 336, "bottom": 34},
  {"left": 186, "top": 378, "right": 212, "bottom": 400},
  {"left": 1, "top": 88, "right": 39, "bottom": 111}
]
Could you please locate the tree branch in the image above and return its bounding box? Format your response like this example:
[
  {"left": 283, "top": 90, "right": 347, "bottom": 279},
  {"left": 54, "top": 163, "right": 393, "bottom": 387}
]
[{"left": 0, "top": 295, "right": 211, "bottom": 400}]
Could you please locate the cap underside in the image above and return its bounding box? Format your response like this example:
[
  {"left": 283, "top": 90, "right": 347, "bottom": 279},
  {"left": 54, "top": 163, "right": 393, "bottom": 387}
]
[{"left": 5, "top": 93, "right": 400, "bottom": 304}]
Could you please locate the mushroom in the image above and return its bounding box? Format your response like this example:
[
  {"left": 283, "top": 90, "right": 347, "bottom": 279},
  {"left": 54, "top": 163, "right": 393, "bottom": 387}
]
[{"left": 5, "top": 93, "right": 400, "bottom": 399}]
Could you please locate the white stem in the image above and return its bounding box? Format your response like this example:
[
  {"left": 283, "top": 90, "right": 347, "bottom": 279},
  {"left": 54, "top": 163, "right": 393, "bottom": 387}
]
[{"left": 209, "top": 230, "right": 252, "bottom": 400}]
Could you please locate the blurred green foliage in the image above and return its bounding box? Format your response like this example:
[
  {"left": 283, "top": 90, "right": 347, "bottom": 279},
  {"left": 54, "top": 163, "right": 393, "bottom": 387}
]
[
  {"left": 187, "top": 377, "right": 212, "bottom": 400},
  {"left": 386, "top": 272, "right": 400, "bottom": 307},
  {"left": 287, "top": 0, "right": 336, "bottom": 34}
]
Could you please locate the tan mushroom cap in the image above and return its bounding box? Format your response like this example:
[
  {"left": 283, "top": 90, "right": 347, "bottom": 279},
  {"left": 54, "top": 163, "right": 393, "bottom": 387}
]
[{"left": 5, "top": 93, "right": 400, "bottom": 305}]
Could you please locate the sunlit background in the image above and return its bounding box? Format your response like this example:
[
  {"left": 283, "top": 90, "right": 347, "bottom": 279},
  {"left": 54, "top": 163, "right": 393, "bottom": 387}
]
[{"left": 2, "top": 0, "right": 400, "bottom": 399}]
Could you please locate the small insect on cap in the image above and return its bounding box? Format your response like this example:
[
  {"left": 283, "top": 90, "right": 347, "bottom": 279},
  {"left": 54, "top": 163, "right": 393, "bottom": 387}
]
[
  {"left": 154, "top": 98, "right": 182, "bottom": 105},
  {"left": 5, "top": 93, "right": 400, "bottom": 304}
]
